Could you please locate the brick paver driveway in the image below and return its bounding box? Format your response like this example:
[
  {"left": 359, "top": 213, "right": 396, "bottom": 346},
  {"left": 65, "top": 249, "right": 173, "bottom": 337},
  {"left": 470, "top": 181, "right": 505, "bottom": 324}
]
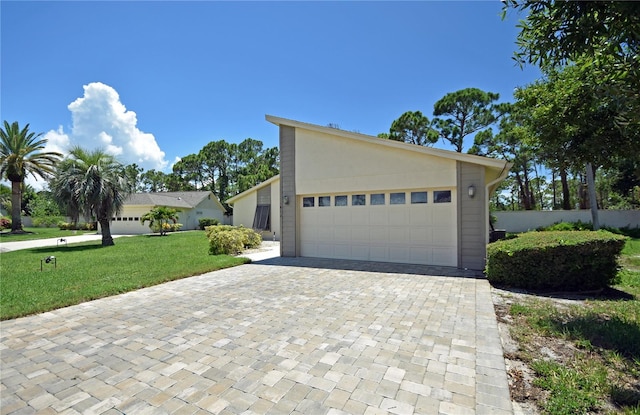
[{"left": 1, "top": 257, "right": 512, "bottom": 415}]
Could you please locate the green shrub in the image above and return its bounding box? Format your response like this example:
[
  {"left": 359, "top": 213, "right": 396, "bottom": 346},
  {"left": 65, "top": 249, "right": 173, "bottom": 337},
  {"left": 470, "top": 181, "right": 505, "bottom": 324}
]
[
  {"left": 199, "top": 218, "right": 220, "bottom": 230},
  {"left": 486, "top": 230, "right": 627, "bottom": 291},
  {"left": 150, "top": 222, "right": 183, "bottom": 233},
  {"left": 205, "top": 225, "right": 262, "bottom": 255},
  {"left": 58, "top": 222, "right": 97, "bottom": 231},
  {"left": 32, "top": 216, "right": 65, "bottom": 228},
  {"left": 537, "top": 220, "right": 593, "bottom": 232},
  {"left": 537, "top": 221, "right": 640, "bottom": 238}
]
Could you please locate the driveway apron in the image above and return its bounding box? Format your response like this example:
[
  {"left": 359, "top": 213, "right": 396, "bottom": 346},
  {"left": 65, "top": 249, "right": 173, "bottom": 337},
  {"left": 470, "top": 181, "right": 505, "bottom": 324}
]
[{"left": 1, "top": 257, "right": 512, "bottom": 415}]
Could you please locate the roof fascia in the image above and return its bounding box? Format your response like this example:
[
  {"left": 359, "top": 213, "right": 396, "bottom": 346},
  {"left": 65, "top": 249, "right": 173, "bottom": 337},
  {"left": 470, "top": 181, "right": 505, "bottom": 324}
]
[{"left": 227, "top": 174, "right": 280, "bottom": 205}]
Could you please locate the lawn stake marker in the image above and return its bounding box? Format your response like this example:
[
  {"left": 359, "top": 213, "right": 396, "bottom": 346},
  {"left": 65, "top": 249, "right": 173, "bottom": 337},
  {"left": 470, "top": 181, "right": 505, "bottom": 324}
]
[{"left": 41, "top": 256, "right": 57, "bottom": 271}]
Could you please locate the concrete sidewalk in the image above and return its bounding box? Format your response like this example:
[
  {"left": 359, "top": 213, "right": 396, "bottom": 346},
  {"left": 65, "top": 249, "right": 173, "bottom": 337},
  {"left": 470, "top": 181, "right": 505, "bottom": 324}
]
[
  {"left": 0, "top": 255, "right": 512, "bottom": 414},
  {"left": 0, "top": 234, "right": 133, "bottom": 253}
]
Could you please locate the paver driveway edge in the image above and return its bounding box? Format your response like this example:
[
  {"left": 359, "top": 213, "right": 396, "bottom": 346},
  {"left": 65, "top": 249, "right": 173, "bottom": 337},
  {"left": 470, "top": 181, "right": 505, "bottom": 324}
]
[{"left": 1, "top": 259, "right": 513, "bottom": 414}]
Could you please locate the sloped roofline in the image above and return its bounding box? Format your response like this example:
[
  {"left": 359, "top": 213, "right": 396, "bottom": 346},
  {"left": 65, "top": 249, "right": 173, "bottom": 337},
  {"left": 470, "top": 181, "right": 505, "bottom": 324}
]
[
  {"left": 265, "top": 114, "right": 510, "bottom": 170},
  {"left": 227, "top": 174, "right": 280, "bottom": 205},
  {"left": 125, "top": 191, "right": 227, "bottom": 213}
]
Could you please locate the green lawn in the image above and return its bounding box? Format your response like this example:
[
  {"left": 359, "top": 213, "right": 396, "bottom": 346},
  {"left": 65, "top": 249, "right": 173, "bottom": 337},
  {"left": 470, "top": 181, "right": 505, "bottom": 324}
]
[
  {"left": 0, "top": 231, "right": 250, "bottom": 320},
  {"left": 0, "top": 227, "right": 96, "bottom": 242},
  {"left": 506, "top": 238, "right": 640, "bottom": 414}
]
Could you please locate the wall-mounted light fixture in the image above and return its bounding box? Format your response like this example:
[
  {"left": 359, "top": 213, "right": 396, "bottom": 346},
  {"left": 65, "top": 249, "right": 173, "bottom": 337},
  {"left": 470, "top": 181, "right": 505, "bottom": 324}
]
[
  {"left": 468, "top": 185, "right": 476, "bottom": 198},
  {"left": 283, "top": 195, "right": 289, "bottom": 205}
]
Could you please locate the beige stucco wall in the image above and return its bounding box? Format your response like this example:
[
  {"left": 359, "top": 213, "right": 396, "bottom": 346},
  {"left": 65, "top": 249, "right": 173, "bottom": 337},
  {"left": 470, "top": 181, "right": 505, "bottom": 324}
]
[
  {"left": 179, "top": 198, "right": 226, "bottom": 230},
  {"left": 232, "top": 191, "right": 258, "bottom": 230},
  {"left": 295, "top": 129, "right": 457, "bottom": 195}
]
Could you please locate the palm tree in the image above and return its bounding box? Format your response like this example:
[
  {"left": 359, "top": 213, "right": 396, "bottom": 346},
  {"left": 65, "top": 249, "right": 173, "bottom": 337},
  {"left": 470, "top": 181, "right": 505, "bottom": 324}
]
[
  {"left": 0, "top": 121, "right": 62, "bottom": 233},
  {"left": 50, "top": 147, "right": 131, "bottom": 246},
  {"left": 140, "top": 206, "right": 181, "bottom": 236}
]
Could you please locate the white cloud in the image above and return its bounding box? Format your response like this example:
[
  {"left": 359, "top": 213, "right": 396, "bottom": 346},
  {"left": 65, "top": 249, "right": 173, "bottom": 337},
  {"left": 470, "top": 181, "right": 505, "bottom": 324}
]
[
  {"left": 45, "top": 82, "right": 168, "bottom": 171},
  {"left": 42, "top": 126, "right": 70, "bottom": 156}
]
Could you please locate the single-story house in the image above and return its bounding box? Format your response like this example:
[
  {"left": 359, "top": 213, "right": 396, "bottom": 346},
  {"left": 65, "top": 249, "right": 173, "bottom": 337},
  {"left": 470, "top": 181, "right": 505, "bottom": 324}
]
[
  {"left": 110, "top": 191, "right": 227, "bottom": 234},
  {"left": 228, "top": 115, "right": 511, "bottom": 270}
]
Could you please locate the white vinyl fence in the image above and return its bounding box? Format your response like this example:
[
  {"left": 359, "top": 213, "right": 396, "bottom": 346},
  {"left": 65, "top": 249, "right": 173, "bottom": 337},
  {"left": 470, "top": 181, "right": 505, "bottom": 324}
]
[{"left": 493, "top": 210, "right": 639, "bottom": 233}]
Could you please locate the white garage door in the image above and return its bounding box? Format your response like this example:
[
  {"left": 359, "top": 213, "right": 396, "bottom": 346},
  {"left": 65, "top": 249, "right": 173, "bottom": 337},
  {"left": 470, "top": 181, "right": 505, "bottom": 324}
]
[{"left": 299, "top": 190, "right": 457, "bottom": 266}]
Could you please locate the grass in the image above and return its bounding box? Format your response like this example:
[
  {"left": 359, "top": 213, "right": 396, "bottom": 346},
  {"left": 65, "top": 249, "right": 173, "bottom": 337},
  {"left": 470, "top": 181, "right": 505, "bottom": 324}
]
[
  {"left": 0, "top": 227, "right": 96, "bottom": 242},
  {"left": 506, "top": 238, "right": 640, "bottom": 414},
  {"left": 0, "top": 231, "right": 250, "bottom": 320}
]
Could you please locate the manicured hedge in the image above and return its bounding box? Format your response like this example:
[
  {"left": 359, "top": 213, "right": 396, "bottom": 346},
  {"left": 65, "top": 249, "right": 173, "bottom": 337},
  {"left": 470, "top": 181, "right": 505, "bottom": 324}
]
[
  {"left": 205, "top": 225, "right": 262, "bottom": 255},
  {"left": 198, "top": 218, "right": 220, "bottom": 230},
  {"left": 486, "top": 230, "right": 627, "bottom": 291}
]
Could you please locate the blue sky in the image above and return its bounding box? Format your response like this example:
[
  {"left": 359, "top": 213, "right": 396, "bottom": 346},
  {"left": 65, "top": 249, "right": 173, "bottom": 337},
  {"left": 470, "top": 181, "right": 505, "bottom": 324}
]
[{"left": 1, "top": 1, "right": 540, "bottom": 181}]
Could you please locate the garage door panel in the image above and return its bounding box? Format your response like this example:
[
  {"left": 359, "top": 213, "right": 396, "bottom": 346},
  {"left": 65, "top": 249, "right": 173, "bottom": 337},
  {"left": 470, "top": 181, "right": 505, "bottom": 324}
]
[
  {"left": 351, "top": 245, "right": 369, "bottom": 260},
  {"left": 389, "top": 209, "right": 410, "bottom": 225},
  {"left": 389, "top": 227, "right": 410, "bottom": 242},
  {"left": 334, "top": 210, "right": 351, "bottom": 225},
  {"left": 350, "top": 210, "right": 369, "bottom": 225},
  {"left": 410, "top": 247, "right": 431, "bottom": 264},
  {"left": 410, "top": 227, "right": 430, "bottom": 244},
  {"left": 369, "top": 210, "right": 388, "bottom": 225},
  {"left": 370, "top": 246, "right": 389, "bottom": 262},
  {"left": 409, "top": 207, "right": 431, "bottom": 226},
  {"left": 316, "top": 243, "right": 335, "bottom": 258},
  {"left": 431, "top": 248, "right": 457, "bottom": 266},
  {"left": 389, "top": 246, "right": 410, "bottom": 262},
  {"left": 299, "top": 191, "right": 457, "bottom": 266},
  {"left": 432, "top": 227, "right": 455, "bottom": 245},
  {"left": 334, "top": 227, "right": 350, "bottom": 241},
  {"left": 370, "top": 226, "right": 389, "bottom": 241},
  {"left": 351, "top": 226, "right": 370, "bottom": 243}
]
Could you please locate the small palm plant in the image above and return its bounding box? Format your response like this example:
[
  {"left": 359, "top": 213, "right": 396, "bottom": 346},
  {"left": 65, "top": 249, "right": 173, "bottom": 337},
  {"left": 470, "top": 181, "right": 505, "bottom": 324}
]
[{"left": 140, "top": 206, "right": 181, "bottom": 236}]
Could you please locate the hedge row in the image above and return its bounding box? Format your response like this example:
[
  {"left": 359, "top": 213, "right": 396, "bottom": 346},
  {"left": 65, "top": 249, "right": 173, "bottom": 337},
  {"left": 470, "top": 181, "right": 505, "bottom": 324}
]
[
  {"left": 486, "top": 230, "right": 627, "bottom": 291},
  {"left": 198, "top": 218, "right": 220, "bottom": 230},
  {"left": 58, "top": 222, "right": 97, "bottom": 231},
  {"left": 205, "top": 225, "right": 262, "bottom": 255}
]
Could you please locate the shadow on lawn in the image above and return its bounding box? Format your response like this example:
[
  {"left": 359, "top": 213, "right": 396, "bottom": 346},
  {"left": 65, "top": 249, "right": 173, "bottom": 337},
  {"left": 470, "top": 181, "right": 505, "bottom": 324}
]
[
  {"left": 28, "top": 244, "right": 105, "bottom": 254},
  {"left": 544, "top": 312, "right": 640, "bottom": 359}
]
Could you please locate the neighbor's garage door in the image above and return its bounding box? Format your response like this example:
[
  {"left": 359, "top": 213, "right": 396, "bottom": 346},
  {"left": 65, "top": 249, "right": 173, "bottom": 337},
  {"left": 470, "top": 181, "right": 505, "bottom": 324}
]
[{"left": 299, "top": 190, "right": 457, "bottom": 266}]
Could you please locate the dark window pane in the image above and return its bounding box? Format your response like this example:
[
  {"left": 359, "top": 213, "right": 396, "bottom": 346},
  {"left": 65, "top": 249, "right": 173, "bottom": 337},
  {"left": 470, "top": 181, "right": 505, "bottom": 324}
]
[
  {"left": 370, "top": 193, "right": 385, "bottom": 205},
  {"left": 335, "top": 195, "right": 348, "bottom": 206},
  {"left": 390, "top": 192, "right": 406, "bottom": 205},
  {"left": 319, "top": 196, "right": 331, "bottom": 207},
  {"left": 352, "top": 194, "right": 366, "bottom": 206},
  {"left": 434, "top": 190, "right": 452, "bottom": 203},
  {"left": 303, "top": 197, "right": 314, "bottom": 207},
  {"left": 411, "top": 191, "right": 428, "bottom": 204},
  {"left": 253, "top": 204, "right": 271, "bottom": 230}
]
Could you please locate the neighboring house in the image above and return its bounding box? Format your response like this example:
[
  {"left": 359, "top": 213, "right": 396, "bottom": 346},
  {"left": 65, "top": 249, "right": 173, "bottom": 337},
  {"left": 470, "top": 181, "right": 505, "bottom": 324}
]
[
  {"left": 110, "top": 191, "right": 227, "bottom": 234},
  {"left": 228, "top": 115, "right": 511, "bottom": 270}
]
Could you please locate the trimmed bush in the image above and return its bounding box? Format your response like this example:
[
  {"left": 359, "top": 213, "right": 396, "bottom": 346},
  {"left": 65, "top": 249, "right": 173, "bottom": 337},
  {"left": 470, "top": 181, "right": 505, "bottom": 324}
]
[
  {"left": 32, "top": 216, "right": 66, "bottom": 228},
  {"left": 537, "top": 220, "right": 640, "bottom": 238},
  {"left": 486, "top": 230, "right": 627, "bottom": 291},
  {"left": 150, "top": 222, "right": 183, "bottom": 233},
  {"left": 205, "top": 225, "right": 262, "bottom": 255},
  {"left": 58, "top": 222, "right": 97, "bottom": 231},
  {"left": 199, "top": 218, "right": 220, "bottom": 230}
]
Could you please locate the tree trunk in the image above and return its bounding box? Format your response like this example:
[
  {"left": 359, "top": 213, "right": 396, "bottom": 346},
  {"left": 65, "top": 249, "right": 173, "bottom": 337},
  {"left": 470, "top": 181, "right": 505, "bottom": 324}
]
[
  {"left": 99, "top": 219, "right": 115, "bottom": 246},
  {"left": 586, "top": 163, "right": 600, "bottom": 230},
  {"left": 560, "top": 168, "right": 571, "bottom": 210},
  {"left": 552, "top": 170, "right": 557, "bottom": 209},
  {"left": 10, "top": 180, "right": 23, "bottom": 233}
]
